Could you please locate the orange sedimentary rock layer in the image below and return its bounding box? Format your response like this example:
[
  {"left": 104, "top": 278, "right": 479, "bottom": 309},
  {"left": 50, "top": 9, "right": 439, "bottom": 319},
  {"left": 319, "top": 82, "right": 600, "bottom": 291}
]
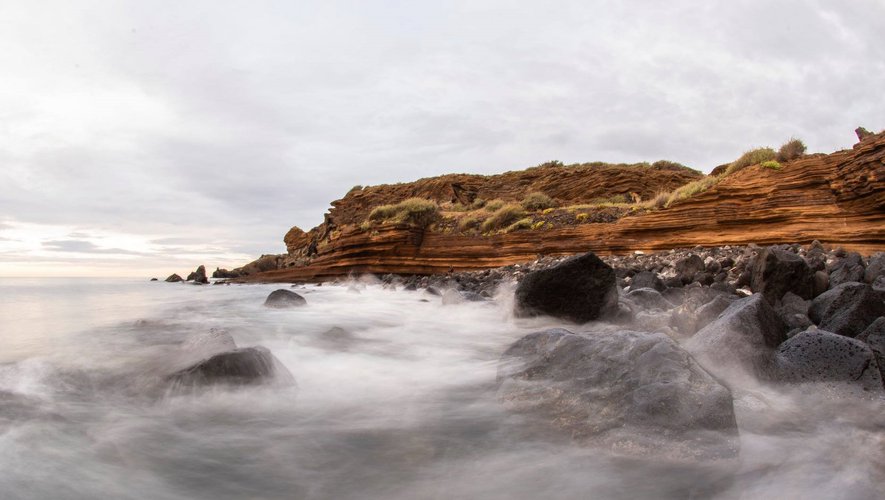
[{"left": 250, "top": 135, "right": 885, "bottom": 283}]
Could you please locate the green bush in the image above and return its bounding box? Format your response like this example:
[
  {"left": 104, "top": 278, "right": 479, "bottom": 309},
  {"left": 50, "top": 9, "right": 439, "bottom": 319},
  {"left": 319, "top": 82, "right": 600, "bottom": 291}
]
[
  {"left": 724, "top": 147, "right": 776, "bottom": 176},
  {"left": 458, "top": 215, "right": 481, "bottom": 231},
  {"left": 521, "top": 192, "right": 556, "bottom": 211},
  {"left": 776, "top": 138, "right": 806, "bottom": 162},
  {"left": 481, "top": 204, "right": 525, "bottom": 232},
  {"left": 761, "top": 160, "right": 782, "bottom": 170},
  {"left": 367, "top": 197, "right": 440, "bottom": 228},
  {"left": 470, "top": 198, "right": 487, "bottom": 210}
]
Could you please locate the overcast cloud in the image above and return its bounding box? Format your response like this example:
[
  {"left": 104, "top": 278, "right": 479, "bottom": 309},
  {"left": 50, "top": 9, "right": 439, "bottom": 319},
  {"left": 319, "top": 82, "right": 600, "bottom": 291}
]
[{"left": 1, "top": 0, "right": 883, "bottom": 276}]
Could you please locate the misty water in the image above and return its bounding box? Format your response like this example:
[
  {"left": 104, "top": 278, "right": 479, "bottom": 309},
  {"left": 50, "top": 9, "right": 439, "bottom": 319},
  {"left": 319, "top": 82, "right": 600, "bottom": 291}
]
[{"left": 1, "top": 278, "right": 882, "bottom": 499}]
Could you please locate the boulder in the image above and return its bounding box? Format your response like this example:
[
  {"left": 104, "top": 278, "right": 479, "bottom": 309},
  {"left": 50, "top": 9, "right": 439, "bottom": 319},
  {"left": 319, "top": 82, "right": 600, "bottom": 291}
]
[
  {"left": 628, "top": 271, "right": 665, "bottom": 292},
  {"left": 514, "top": 252, "right": 617, "bottom": 323},
  {"left": 865, "top": 252, "right": 885, "bottom": 284},
  {"left": 776, "top": 292, "right": 812, "bottom": 331},
  {"left": 264, "top": 289, "right": 307, "bottom": 308},
  {"left": 212, "top": 267, "right": 240, "bottom": 279},
  {"left": 186, "top": 265, "right": 209, "bottom": 284},
  {"left": 750, "top": 247, "right": 813, "bottom": 303},
  {"left": 774, "top": 329, "right": 883, "bottom": 392},
  {"left": 813, "top": 270, "right": 829, "bottom": 297},
  {"left": 675, "top": 254, "right": 705, "bottom": 284},
  {"left": 625, "top": 288, "right": 672, "bottom": 310},
  {"left": 169, "top": 346, "right": 280, "bottom": 386},
  {"left": 828, "top": 252, "right": 865, "bottom": 288},
  {"left": 150, "top": 278, "right": 158, "bottom": 281},
  {"left": 686, "top": 294, "right": 787, "bottom": 383},
  {"left": 808, "top": 282, "right": 884, "bottom": 337},
  {"left": 165, "top": 273, "right": 183, "bottom": 283},
  {"left": 497, "top": 328, "right": 738, "bottom": 461},
  {"left": 857, "top": 318, "right": 885, "bottom": 382}
]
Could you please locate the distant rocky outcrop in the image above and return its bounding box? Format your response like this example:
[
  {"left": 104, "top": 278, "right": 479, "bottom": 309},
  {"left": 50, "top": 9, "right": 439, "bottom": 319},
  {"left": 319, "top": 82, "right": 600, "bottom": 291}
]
[
  {"left": 165, "top": 273, "right": 183, "bottom": 283},
  {"left": 186, "top": 265, "right": 209, "bottom": 284}
]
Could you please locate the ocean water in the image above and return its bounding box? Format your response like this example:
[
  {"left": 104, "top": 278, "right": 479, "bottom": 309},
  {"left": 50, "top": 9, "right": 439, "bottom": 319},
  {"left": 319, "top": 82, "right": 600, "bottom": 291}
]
[{"left": 0, "top": 278, "right": 882, "bottom": 499}]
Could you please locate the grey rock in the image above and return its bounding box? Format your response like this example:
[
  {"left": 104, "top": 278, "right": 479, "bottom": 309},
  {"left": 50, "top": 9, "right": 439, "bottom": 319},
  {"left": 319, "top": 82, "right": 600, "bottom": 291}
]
[
  {"left": 629, "top": 271, "right": 665, "bottom": 292},
  {"left": 625, "top": 288, "right": 672, "bottom": 310},
  {"left": 813, "top": 270, "right": 829, "bottom": 297},
  {"left": 675, "top": 254, "right": 705, "bottom": 284},
  {"left": 828, "top": 252, "right": 866, "bottom": 288},
  {"left": 808, "top": 282, "right": 884, "bottom": 337},
  {"left": 865, "top": 252, "right": 885, "bottom": 284},
  {"left": 169, "top": 346, "right": 288, "bottom": 387},
  {"left": 774, "top": 329, "right": 882, "bottom": 392},
  {"left": 515, "top": 252, "right": 617, "bottom": 323},
  {"left": 686, "top": 294, "right": 788, "bottom": 383},
  {"left": 857, "top": 317, "right": 885, "bottom": 382},
  {"left": 264, "top": 289, "right": 307, "bottom": 308},
  {"left": 750, "top": 247, "right": 813, "bottom": 303},
  {"left": 497, "top": 328, "right": 738, "bottom": 461},
  {"left": 186, "top": 265, "right": 209, "bottom": 284}
]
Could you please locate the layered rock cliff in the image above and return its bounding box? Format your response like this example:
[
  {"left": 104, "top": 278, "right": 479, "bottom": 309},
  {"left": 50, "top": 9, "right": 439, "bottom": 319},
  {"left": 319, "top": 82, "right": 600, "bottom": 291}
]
[{"left": 236, "top": 131, "right": 885, "bottom": 282}]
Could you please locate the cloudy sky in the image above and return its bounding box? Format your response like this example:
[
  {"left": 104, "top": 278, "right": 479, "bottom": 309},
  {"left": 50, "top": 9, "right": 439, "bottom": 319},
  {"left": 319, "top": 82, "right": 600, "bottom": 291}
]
[{"left": 1, "top": 0, "right": 882, "bottom": 277}]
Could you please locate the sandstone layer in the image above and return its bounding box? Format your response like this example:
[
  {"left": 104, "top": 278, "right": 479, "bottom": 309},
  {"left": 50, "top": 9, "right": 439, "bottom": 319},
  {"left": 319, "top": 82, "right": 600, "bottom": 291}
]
[{"left": 241, "top": 133, "right": 885, "bottom": 283}]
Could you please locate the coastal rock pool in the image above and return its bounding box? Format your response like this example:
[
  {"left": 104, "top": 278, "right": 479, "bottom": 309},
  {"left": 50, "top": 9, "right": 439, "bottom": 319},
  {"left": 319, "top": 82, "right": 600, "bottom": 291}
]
[{"left": 0, "top": 278, "right": 882, "bottom": 499}]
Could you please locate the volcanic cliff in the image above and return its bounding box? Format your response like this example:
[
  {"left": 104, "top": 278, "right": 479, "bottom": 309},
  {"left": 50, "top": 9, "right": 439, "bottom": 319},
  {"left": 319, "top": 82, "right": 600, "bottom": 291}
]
[{"left": 231, "top": 131, "right": 885, "bottom": 282}]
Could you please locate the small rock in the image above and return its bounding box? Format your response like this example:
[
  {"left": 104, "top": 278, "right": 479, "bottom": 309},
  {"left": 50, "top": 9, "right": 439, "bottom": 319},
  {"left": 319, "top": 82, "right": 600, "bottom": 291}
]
[
  {"left": 675, "top": 254, "right": 705, "bottom": 284},
  {"left": 628, "top": 271, "right": 665, "bottom": 292},
  {"left": 828, "top": 252, "right": 865, "bottom": 288},
  {"left": 165, "top": 274, "right": 183, "bottom": 283}
]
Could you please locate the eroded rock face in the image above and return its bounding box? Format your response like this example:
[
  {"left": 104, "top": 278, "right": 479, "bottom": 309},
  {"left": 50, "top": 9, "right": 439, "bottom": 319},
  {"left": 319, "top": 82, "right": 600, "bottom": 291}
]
[
  {"left": 751, "top": 247, "right": 813, "bottom": 303},
  {"left": 514, "top": 252, "right": 617, "bottom": 323},
  {"left": 774, "top": 329, "right": 883, "bottom": 392},
  {"left": 808, "top": 282, "right": 884, "bottom": 337},
  {"left": 264, "top": 289, "right": 307, "bottom": 308},
  {"left": 497, "top": 328, "right": 738, "bottom": 461},
  {"left": 686, "top": 294, "right": 787, "bottom": 384}
]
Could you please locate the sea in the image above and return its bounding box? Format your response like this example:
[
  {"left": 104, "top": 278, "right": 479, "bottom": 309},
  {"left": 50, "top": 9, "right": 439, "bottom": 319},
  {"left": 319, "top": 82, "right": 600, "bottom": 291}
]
[{"left": 0, "top": 278, "right": 882, "bottom": 499}]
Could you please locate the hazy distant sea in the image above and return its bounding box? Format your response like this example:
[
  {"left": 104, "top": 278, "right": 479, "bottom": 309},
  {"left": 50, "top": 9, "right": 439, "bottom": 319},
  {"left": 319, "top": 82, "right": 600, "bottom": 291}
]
[{"left": 0, "top": 278, "right": 881, "bottom": 499}]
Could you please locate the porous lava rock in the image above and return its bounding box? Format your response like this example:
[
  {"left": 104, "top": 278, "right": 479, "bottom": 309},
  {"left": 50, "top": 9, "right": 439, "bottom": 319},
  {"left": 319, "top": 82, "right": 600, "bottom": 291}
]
[
  {"left": 514, "top": 251, "right": 617, "bottom": 323},
  {"left": 774, "top": 329, "right": 883, "bottom": 392},
  {"left": 751, "top": 247, "right": 814, "bottom": 303},
  {"left": 808, "top": 282, "right": 885, "bottom": 337}
]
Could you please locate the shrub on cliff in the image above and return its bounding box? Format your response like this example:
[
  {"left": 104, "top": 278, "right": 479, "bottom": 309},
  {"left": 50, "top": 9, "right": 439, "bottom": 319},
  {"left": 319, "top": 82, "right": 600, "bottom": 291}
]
[
  {"left": 484, "top": 199, "right": 506, "bottom": 212},
  {"left": 481, "top": 204, "right": 525, "bottom": 232},
  {"left": 521, "top": 192, "right": 556, "bottom": 211},
  {"left": 505, "top": 217, "right": 533, "bottom": 233},
  {"left": 761, "top": 160, "right": 782, "bottom": 170},
  {"left": 724, "top": 147, "right": 776, "bottom": 176},
  {"left": 665, "top": 176, "right": 719, "bottom": 208},
  {"left": 776, "top": 138, "right": 806, "bottom": 162},
  {"left": 368, "top": 198, "right": 440, "bottom": 228}
]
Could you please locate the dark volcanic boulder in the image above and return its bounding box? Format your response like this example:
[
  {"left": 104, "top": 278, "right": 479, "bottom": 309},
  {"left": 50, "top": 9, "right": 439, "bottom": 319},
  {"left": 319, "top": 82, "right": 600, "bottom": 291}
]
[
  {"left": 857, "top": 318, "right": 885, "bottom": 382},
  {"left": 686, "top": 294, "right": 788, "bottom": 383},
  {"left": 774, "top": 329, "right": 883, "bottom": 392},
  {"left": 865, "top": 252, "right": 885, "bottom": 284},
  {"left": 497, "top": 328, "right": 738, "bottom": 461},
  {"left": 629, "top": 271, "right": 665, "bottom": 292},
  {"left": 514, "top": 252, "right": 617, "bottom": 323},
  {"left": 264, "top": 289, "right": 307, "bottom": 308},
  {"left": 165, "top": 273, "right": 183, "bottom": 283},
  {"left": 750, "top": 247, "right": 813, "bottom": 304},
  {"left": 675, "top": 254, "right": 705, "bottom": 284},
  {"left": 828, "top": 252, "right": 865, "bottom": 288},
  {"left": 170, "top": 346, "right": 279, "bottom": 386},
  {"left": 186, "top": 265, "right": 209, "bottom": 284},
  {"left": 625, "top": 288, "right": 672, "bottom": 310},
  {"left": 808, "top": 282, "right": 885, "bottom": 337}
]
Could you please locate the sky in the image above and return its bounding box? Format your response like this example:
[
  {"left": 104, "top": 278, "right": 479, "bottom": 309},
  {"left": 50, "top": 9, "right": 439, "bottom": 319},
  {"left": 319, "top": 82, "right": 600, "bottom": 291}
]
[{"left": 1, "top": 0, "right": 883, "bottom": 277}]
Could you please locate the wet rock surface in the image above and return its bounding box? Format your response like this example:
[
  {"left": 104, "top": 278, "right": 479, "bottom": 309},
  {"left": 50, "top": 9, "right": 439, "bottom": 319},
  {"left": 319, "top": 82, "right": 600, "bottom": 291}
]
[
  {"left": 808, "top": 282, "right": 884, "bottom": 337},
  {"left": 774, "top": 329, "right": 883, "bottom": 392},
  {"left": 497, "top": 328, "right": 739, "bottom": 462},
  {"left": 264, "top": 289, "right": 307, "bottom": 308}
]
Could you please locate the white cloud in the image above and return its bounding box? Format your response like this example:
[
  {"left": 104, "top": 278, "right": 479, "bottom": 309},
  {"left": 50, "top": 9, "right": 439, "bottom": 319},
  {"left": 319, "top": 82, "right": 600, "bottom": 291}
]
[{"left": 0, "top": 0, "right": 883, "bottom": 275}]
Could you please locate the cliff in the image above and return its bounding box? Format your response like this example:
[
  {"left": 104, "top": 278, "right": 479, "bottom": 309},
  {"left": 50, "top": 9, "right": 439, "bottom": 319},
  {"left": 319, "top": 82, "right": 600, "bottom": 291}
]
[{"left": 237, "top": 132, "right": 885, "bottom": 283}]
